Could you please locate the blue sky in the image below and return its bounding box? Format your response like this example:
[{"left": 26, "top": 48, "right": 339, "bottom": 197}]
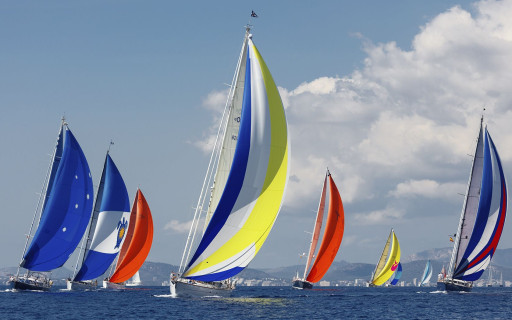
[{"left": 2, "top": 0, "right": 512, "bottom": 272}]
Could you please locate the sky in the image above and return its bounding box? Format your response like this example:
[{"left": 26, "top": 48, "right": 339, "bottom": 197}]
[{"left": 1, "top": 0, "right": 512, "bottom": 272}]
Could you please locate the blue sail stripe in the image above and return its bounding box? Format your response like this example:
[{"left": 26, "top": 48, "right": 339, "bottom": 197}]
[
  {"left": 73, "top": 251, "right": 118, "bottom": 281},
  {"left": 22, "top": 129, "right": 94, "bottom": 271},
  {"left": 100, "top": 154, "right": 130, "bottom": 212},
  {"left": 185, "top": 266, "right": 245, "bottom": 282},
  {"left": 186, "top": 47, "right": 253, "bottom": 269},
  {"left": 390, "top": 263, "right": 402, "bottom": 285}
]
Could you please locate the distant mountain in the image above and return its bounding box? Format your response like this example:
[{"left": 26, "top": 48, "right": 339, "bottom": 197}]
[{"left": 2, "top": 247, "right": 512, "bottom": 286}]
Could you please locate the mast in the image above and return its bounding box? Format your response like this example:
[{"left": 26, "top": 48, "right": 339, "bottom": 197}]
[
  {"left": 16, "top": 117, "right": 66, "bottom": 279},
  {"left": 447, "top": 117, "right": 483, "bottom": 277},
  {"left": 302, "top": 169, "right": 329, "bottom": 279},
  {"left": 178, "top": 26, "right": 251, "bottom": 273}
]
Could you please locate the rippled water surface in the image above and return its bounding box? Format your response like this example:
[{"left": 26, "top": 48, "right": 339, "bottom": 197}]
[{"left": 2, "top": 285, "right": 512, "bottom": 319}]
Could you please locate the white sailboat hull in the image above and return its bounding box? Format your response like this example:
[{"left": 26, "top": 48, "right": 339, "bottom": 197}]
[
  {"left": 66, "top": 279, "right": 97, "bottom": 291},
  {"left": 102, "top": 280, "right": 126, "bottom": 290},
  {"left": 171, "top": 278, "right": 233, "bottom": 297}
]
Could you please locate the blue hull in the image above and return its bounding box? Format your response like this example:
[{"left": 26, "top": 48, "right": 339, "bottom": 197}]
[
  {"left": 292, "top": 279, "right": 313, "bottom": 289},
  {"left": 437, "top": 280, "right": 472, "bottom": 292}
]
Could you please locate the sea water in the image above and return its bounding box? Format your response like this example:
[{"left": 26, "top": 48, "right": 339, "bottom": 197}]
[{"left": 1, "top": 285, "right": 511, "bottom": 319}]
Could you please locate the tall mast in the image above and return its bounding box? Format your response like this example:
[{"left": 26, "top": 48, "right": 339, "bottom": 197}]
[
  {"left": 16, "top": 117, "right": 66, "bottom": 278},
  {"left": 178, "top": 26, "right": 251, "bottom": 273},
  {"left": 448, "top": 116, "right": 483, "bottom": 277}
]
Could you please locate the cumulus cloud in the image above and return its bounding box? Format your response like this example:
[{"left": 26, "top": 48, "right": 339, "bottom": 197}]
[
  {"left": 389, "top": 179, "right": 466, "bottom": 201},
  {"left": 192, "top": 0, "right": 512, "bottom": 231},
  {"left": 164, "top": 219, "right": 194, "bottom": 234}
]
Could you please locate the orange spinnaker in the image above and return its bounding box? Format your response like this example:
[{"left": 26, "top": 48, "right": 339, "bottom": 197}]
[
  {"left": 306, "top": 175, "right": 344, "bottom": 283},
  {"left": 109, "top": 189, "right": 154, "bottom": 283}
]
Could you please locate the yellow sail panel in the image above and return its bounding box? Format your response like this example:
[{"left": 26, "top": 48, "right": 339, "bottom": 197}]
[
  {"left": 372, "top": 231, "right": 391, "bottom": 280},
  {"left": 372, "top": 231, "right": 401, "bottom": 286}
]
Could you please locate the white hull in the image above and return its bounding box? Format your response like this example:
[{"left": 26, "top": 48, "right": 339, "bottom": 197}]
[
  {"left": 102, "top": 280, "right": 126, "bottom": 290},
  {"left": 66, "top": 279, "right": 97, "bottom": 291},
  {"left": 171, "top": 278, "right": 234, "bottom": 297}
]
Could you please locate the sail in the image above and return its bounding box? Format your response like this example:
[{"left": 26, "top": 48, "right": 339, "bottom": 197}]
[
  {"left": 127, "top": 271, "right": 142, "bottom": 285},
  {"left": 41, "top": 125, "right": 64, "bottom": 213},
  {"left": 203, "top": 40, "right": 248, "bottom": 230},
  {"left": 73, "top": 154, "right": 130, "bottom": 281},
  {"left": 419, "top": 260, "right": 432, "bottom": 286},
  {"left": 109, "top": 189, "right": 154, "bottom": 283},
  {"left": 371, "top": 231, "right": 401, "bottom": 286},
  {"left": 21, "top": 128, "right": 94, "bottom": 271},
  {"left": 372, "top": 231, "right": 392, "bottom": 281},
  {"left": 306, "top": 174, "right": 344, "bottom": 283},
  {"left": 452, "top": 127, "right": 507, "bottom": 281},
  {"left": 303, "top": 174, "right": 328, "bottom": 279},
  {"left": 390, "top": 262, "right": 402, "bottom": 285},
  {"left": 182, "top": 35, "right": 289, "bottom": 282}
]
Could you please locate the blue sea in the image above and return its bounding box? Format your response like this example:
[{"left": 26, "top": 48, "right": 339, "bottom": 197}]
[{"left": 2, "top": 285, "right": 512, "bottom": 319}]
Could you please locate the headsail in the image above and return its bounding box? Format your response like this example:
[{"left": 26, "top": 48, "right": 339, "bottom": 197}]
[
  {"left": 305, "top": 172, "right": 344, "bottom": 283},
  {"left": 182, "top": 32, "right": 289, "bottom": 282},
  {"left": 449, "top": 125, "right": 507, "bottom": 281},
  {"left": 419, "top": 260, "right": 432, "bottom": 286},
  {"left": 21, "top": 127, "right": 94, "bottom": 271},
  {"left": 303, "top": 174, "right": 327, "bottom": 280},
  {"left": 390, "top": 262, "right": 402, "bottom": 285},
  {"left": 73, "top": 154, "right": 130, "bottom": 281},
  {"left": 371, "top": 230, "right": 401, "bottom": 286},
  {"left": 109, "top": 189, "right": 153, "bottom": 283}
]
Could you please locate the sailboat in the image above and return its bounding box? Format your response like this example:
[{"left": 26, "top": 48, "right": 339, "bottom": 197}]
[
  {"left": 389, "top": 262, "right": 402, "bottom": 286},
  {"left": 66, "top": 152, "right": 130, "bottom": 290},
  {"left": 103, "top": 189, "right": 153, "bottom": 289},
  {"left": 499, "top": 272, "right": 503, "bottom": 287},
  {"left": 368, "top": 229, "right": 401, "bottom": 287},
  {"left": 292, "top": 169, "right": 344, "bottom": 289},
  {"left": 126, "top": 271, "right": 142, "bottom": 287},
  {"left": 9, "top": 118, "right": 94, "bottom": 291},
  {"left": 170, "top": 24, "right": 289, "bottom": 297},
  {"left": 418, "top": 260, "right": 433, "bottom": 287},
  {"left": 437, "top": 117, "right": 507, "bottom": 292}
]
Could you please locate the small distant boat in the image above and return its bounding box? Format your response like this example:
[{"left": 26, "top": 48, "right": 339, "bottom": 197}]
[
  {"left": 487, "top": 263, "right": 493, "bottom": 287},
  {"left": 437, "top": 117, "right": 508, "bottom": 292},
  {"left": 418, "top": 260, "right": 433, "bottom": 287},
  {"left": 103, "top": 189, "right": 153, "bottom": 289},
  {"left": 500, "top": 272, "right": 503, "bottom": 287},
  {"left": 368, "top": 229, "right": 401, "bottom": 287},
  {"left": 170, "top": 23, "right": 289, "bottom": 297},
  {"left": 67, "top": 152, "right": 130, "bottom": 290},
  {"left": 10, "top": 119, "right": 94, "bottom": 291},
  {"left": 389, "top": 263, "right": 402, "bottom": 286},
  {"left": 126, "top": 271, "right": 142, "bottom": 287},
  {"left": 292, "top": 169, "right": 344, "bottom": 290}
]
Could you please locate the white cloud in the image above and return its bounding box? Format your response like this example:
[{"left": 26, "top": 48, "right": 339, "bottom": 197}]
[
  {"left": 352, "top": 207, "right": 406, "bottom": 226},
  {"left": 164, "top": 219, "right": 194, "bottom": 234},
  {"left": 389, "top": 179, "right": 466, "bottom": 201}
]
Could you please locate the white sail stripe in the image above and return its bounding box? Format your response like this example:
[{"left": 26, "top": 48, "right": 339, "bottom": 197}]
[
  {"left": 186, "top": 243, "right": 256, "bottom": 278},
  {"left": 185, "top": 42, "right": 273, "bottom": 273},
  {"left": 465, "top": 142, "right": 502, "bottom": 264},
  {"left": 424, "top": 268, "right": 433, "bottom": 283},
  {"left": 463, "top": 255, "right": 490, "bottom": 277},
  {"left": 88, "top": 210, "right": 130, "bottom": 254}
]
